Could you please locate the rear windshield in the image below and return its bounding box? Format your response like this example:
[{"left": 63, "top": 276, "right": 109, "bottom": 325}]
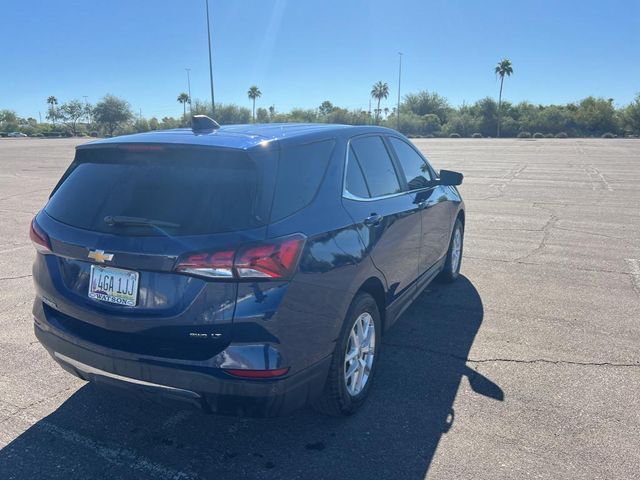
[{"left": 45, "top": 146, "right": 267, "bottom": 236}]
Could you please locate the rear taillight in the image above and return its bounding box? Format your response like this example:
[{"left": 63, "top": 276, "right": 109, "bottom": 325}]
[
  {"left": 235, "top": 236, "right": 304, "bottom": 278},
  {"left": 175, "top": 234, "right": 306, "bottom": 280},
  {"left": 118, "top": 144, "right": 166, "bottom": 153},
  {"left": 29, "top": 217, "right": 51, "bottom": 253},
  {"left": 175, "top": 250, "right": 234, "bottom": 278}
]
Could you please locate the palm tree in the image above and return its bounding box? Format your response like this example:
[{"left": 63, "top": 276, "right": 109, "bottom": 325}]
[
  {"left": 494, "top": 59, "right": 514, "bottom": 137},
  {"left": 177, "top": 93, "right": 190, "bottom": 116},
  {"left": 46, "top": 96, "right": 58, "bottom": 126},
  {"left": 370, "top": 81, "right": 389, "bottom": 124},
  {"left": 247, "top": 86, "right": 262, "bottom": 122}
]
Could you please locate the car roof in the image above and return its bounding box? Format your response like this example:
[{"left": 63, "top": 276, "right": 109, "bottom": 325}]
[{"left": 77, "top": 123, "right": 398, "bottom": 151}]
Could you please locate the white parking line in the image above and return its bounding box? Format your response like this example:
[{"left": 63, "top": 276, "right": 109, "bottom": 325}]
[
  {"left": 586, "top": 166, "right": 613, "bottom": 192},
  {"left": 161, "top": 410, "right": 192, "bottom": 430},
  {"left": 0, "top": 245, "right": 30, "bottom": 255},
  {"left": 594, "top": 167, "right": 613, "bottom": 192},
  {"left": 627, "top": 259, "right": 640, "bottom": 294},
  {"left": 8, "top": 411, "right": 196, "bottom": 479}
]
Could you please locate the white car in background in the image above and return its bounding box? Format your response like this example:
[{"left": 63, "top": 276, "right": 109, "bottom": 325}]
[{"left": 7, "top": 132, "right": 27, "bottom": 137}]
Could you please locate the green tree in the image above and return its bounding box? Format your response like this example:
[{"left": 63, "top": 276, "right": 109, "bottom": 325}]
[
  {"left": 177, "top": 92, "right": 190, "bottom": 117},
  {"left": 324, "top": 107, "right": 351, "bottom": 124},
  {"left": 57, "top": 99, "right": 87, "bottom": 135},
  {"left": 371, "top": 81, "right": 389, "bottom": 124},
  {"left": 288, "top": 108, "right": 318, "bottom": 123},
  {"left": 256, "top": 107, "right": 269, "bottom": 123},
  {"left": 217, "top": 103, "right": 252, "bottom": 124},
  {"left": 190, "top": 99, "right": 211, "bottom": 116},
  {"left": 134, "top": 118, "right": 150, "bottom": 133},
  {"left": 56, "top": 100, "right": 87, "bottom": 135},
  {"left": 160, "top": 117, "right": 180, "bottom": 129},
  {"left": 0, "top": 110, "right": 20, "bottom": 132},
  {"left": 623, "top": 93, "right": 640, "bottom": 135},
  {"left": 494, "top": 58, "right": 514, "bottom": 137},
  {"left": 247, "top": 85, "right": 262, "bottom": 122},
  {"left": 470, "top": 97, "right": 499, "bottom": 137},
  {"left": 422, "top": 114, "right": 442, "bottom": 135},
  {"left": 46, "top": 96, "right": 58, "bottom": 126},
  {"left": 392, "top": 111, "right": 427, "bottom": 136},
  {"left": 402, "top": 90, "right": 451, "bottom": 123},
  {"left": 537, "top": 105, "right": 571, "bottom": 134},
  {"left": 573, "top": 97, "right": 618, "bottom": 136},
  {"left": 442, "top": 108, "right": 479, "bottom": 137},
  {"left": 92, "top": 94, "right": 133, "bottom": 135},
  {"left": 319, "top": 100, "right": 336, "bottom": 117}
]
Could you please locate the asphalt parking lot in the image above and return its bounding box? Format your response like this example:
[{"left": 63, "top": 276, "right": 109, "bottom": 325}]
[{"left": 0, "top": 137, "right": 639, "bottom": 479}]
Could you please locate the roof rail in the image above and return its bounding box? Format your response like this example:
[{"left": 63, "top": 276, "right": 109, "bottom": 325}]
[{"left": 191, "top": 115, "right": 221, "bottom": 133}]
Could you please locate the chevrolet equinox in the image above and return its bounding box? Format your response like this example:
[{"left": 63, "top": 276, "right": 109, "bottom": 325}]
[{"left": 31, "top": 117, "right": 465, "bottom": 417}]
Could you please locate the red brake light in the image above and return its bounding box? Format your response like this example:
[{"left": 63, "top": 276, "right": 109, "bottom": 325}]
[
  {"left": 174, "top": 234, "right": 306, "bottom": 280},
  {"left": 224, "top": 367, "right": 289, "bottom": 378},
  {"left": 118, "top": 144, "right": 166, "bottom": 153},
  {"left": 235, "top": 235, "right": 305, "bottom": 279},
  {"left": 30, "top": 217, "right": 51, "bottom": 253},
  {"left": 175, "top": 250, "right": 234, "bottom": 278}
]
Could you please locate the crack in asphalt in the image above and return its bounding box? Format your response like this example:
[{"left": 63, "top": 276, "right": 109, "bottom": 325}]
[
  {"left": 627, "top": 259, "right": 640, "bottom": 296},
  {"left": 383, "top": 342, "right": 640, "bottom": 368},
  {"left": 0, "top": 385, "right": 78, "bottom": 427},
  {"left": 0, "top": 274, "right": 32, "bottom": 281},
  {"left": 465, "top": 254, "right": 634, "bottom": 276},
  {"left": 477, "top": 164, "right": 528, "bottom": 201},
  {"left": 513, "top": 204, "right": 559, "bottom": 262},
  {"left": 0, "top": 188, "right": 50, "bottom": 202}
]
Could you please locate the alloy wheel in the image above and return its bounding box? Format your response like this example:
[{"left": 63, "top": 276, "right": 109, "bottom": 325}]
[{"left": 344, "top": 312, "right": 376, "bottom": 396}]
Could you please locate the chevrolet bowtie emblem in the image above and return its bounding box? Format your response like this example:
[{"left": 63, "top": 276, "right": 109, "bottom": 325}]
[{"left": 88, "top": 249, "right": 114, "bottom": 263}]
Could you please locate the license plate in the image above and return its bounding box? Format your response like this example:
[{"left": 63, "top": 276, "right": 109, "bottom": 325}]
[{"left": 89, "top": 265, "right": 139, "bottom": 306}]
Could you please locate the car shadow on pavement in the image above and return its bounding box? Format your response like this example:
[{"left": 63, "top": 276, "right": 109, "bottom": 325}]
[{"left": 0, "top": 275, "right": 502, "bottom": 480}]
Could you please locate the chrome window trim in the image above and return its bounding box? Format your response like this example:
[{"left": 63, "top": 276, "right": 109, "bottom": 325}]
[{"left": 342, "top": 135, "right": 439, "bottom": 202}]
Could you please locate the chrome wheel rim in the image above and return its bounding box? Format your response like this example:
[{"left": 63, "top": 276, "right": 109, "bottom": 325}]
[
  {"left": 451, "top": 227, "right": 462, "bottom": 273},
  {"left": 344, "top": 312, "right": 376, "bottom": 397}
]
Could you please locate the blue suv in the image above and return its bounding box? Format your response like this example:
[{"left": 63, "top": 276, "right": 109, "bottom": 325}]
[{"left": 31, "top": 119, "right": 464, "bottom": 417}]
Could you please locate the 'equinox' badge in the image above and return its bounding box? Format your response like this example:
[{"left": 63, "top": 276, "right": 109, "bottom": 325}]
[{"left": 88, "top": 249, "right": 114, "bottom": 263}]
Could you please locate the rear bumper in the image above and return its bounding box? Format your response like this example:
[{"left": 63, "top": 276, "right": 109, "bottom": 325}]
[{"left": 35, "top": 324, "right": 331, "bottom": 417}]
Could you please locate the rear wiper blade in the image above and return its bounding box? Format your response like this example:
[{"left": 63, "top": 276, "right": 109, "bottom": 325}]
[{"left": 104, "top": 215, "right": 180, "bottom": 228}]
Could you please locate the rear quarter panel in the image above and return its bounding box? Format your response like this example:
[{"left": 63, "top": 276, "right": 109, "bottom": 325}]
[{"left": 234, "top": 136, "right": 387, "bottom": 372}]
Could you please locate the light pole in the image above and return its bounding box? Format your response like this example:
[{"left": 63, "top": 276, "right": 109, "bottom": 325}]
[
  {"left": 185, "top": 68, "right": 192, "bottom": 115},
  {"left": 397, "top": 52, "right": 403, "bottom": 131},
  {"left": 83, "top": 95, "right": 90, "bottom": 127},
  {"left": 205, "top": 0, "right": 215, "bottom": 116}
]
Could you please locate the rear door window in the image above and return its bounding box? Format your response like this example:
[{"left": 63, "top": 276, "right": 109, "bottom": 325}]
[
  {"left": 388, "top": 137, "right": 433, "bottom": 190},
  {"left": 345, "top": 146, "right": 371, "bottom": 198},
  {"left": 270, "top": 140, "right": 335, "bottom": 221},
  {"left": 349, "top": 136, "right": 401, "bottom": 198},
  {"left": 45, "top": 146, "right": 267, "bottom": 236}
]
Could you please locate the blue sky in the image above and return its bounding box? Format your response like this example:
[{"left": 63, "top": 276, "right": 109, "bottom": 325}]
[{"left": 1, "top": 0, "right": 638, "bottom": 119}]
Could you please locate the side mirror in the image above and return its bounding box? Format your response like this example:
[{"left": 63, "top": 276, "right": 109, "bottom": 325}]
[
  {"left": 438, "top": 170, "right": 463, "bottom": 186},
  {"left": 463, "top": 366, "right": 504, "bottom": 401}
]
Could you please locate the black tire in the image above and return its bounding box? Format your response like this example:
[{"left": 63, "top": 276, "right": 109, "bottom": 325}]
[
  {"left": 312, "top": 292, "right": 381, "bottom": 416},
  {"left": 438, "top": 218, "right": 464, "bottom": 283}
]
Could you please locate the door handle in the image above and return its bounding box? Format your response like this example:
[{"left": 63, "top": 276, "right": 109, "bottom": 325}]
[{"left": 364, "top": 213, "right": 383, "bottom": 227}]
